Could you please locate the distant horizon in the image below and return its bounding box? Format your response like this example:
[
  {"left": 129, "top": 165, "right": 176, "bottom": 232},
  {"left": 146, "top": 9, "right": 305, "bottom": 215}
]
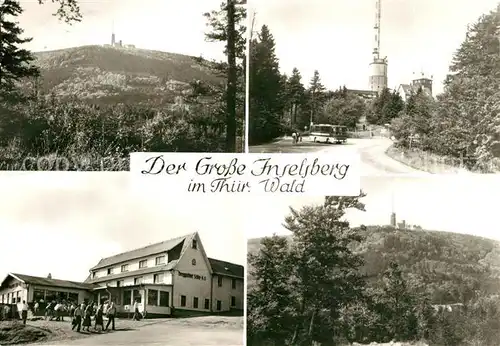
[
  {"left": 245, "top": 176, "right": 500, "bottom": 242},
  {"left": 249, "top": 0, "right": 499, "bottom": 95},
  {"left": 31, "top": 43, "right": 207, "bottom": 57},
  {"left": 16, "top": 0, "right": 227, "bottom": 62},
  {"left": 247, "top": 226, "right": 500, "bottom": 243}
]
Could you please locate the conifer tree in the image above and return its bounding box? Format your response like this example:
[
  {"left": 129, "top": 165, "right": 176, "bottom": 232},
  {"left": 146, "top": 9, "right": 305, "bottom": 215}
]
[
  {"left": 204, "top": 0, "right": 247, "bottom": 152},
  {"left": 0, "top": 0, "right": 40, "bottom": 100},
  {"left": 249, "top": 25, "right": 283, "bottom": 143},
  {"left": 431, "top": 6, "right": 500, "bottom": 170},
  {"left": 306, "top": 70, "right": 326, "bottom": 125},
  {"left": 285, "top": 193, "right": 367, "bottom": 345}
]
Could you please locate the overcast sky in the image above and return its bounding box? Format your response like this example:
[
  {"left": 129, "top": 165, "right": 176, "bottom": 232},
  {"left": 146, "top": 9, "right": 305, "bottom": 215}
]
[
  {"left": 0, "top": 172, "right": 245, "bottom": 283},
  {"left": 246, "top": 175, "right": 500, "bottom": 242},
  {"left": 15, "top": 0, "right": 226, "bottom": 60},
  {"left": 249, "top": 0, "right": 499, "bottom": 95}
]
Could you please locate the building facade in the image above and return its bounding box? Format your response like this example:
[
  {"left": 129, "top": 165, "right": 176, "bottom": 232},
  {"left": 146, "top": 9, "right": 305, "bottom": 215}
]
[
  {"left": 397, "top": 73, "right": 433, "bottom": 101},
  {"left": 0, "top": 274, "right": 95, "bottom": 315},
  {"left": 0, "top": 232, "right": 243, "bottom": 318}
]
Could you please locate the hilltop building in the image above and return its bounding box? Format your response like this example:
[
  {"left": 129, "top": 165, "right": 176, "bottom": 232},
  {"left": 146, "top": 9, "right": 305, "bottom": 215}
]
[
  {"left": 0, "top": 232, "right": 243, "bottom": 317},
  {"left": 104, "top": 30, "right": 135, "bottom": 49},
  {"left": 397, "top": 72, "right": 433, "bottom": 101}
]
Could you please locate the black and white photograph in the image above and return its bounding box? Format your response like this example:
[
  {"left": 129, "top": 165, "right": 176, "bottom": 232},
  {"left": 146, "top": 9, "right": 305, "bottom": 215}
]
[
  {"left": 247, "top": 175, "right": 500, "bottom": 346},
  {"left": 248, "top": 0, "right": 500, "bottom": 174},
  {"left": 0, "top": 0, "right": 247, "bottom": 171},
  {"left": 0, "top": 173, "right": 244, "bottom": 345}
]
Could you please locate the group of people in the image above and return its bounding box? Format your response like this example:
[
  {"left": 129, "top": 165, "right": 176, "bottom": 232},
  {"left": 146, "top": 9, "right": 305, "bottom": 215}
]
[
  {"left": 42, "top": 300, "right": 70, "bottom": 321},
  {"left": 291, "top": 131, "right": 303, "bottom": 144},
  {"left": 70, "top": 301, "right": 117, "bottom": 333}
]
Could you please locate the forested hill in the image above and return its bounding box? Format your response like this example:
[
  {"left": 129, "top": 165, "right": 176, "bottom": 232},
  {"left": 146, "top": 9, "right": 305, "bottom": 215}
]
[
  {"left": 30, "top": 45, "right": 220, "bottom": 105},
  {"left": 247, "top": 226, "right": 500, "bottom": 304}
]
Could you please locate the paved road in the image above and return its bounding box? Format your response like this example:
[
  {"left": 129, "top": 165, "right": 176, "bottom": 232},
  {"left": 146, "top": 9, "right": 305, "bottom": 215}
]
[
  {"left": 249, "top": 137, "right": 427, "bottom": 175},
  {"left": 26, "top": 319, "right": 243, "bottom": 346}
]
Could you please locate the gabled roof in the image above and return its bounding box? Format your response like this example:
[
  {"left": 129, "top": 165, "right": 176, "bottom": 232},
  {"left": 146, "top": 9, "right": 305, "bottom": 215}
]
[
  {"left": 2, "top": 273, "right": 97, "bottom": 291},
  {"left": 398, "top": 84, "right": 411, "bottom": 95},
  {"left": 89, "top": 233, "right": 195, "bottom": 271},
  {"left": 208, "top": 258, "right": 244, "bottom": 279}
]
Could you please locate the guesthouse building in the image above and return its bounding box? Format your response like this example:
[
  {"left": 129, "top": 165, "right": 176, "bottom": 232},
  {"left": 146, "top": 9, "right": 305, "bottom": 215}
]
[{"left": 0, "top": 232, "right": 244, "bottom": 317}]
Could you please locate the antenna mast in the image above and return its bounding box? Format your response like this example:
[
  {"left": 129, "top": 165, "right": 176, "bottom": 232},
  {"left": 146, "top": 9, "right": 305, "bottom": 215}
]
[{"left": 373, "top": 0, "right": 382, "bottom": 60}]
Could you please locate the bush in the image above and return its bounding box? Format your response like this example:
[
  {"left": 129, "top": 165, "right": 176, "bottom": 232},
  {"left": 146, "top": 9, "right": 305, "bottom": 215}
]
[{"left": 0, "top": 97, "right": 228, "bottom": 170}]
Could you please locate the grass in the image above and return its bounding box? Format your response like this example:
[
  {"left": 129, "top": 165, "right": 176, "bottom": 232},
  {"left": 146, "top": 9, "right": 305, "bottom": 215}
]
[{"left": 385, "top": 145, "right": 474, "bottom": 174}]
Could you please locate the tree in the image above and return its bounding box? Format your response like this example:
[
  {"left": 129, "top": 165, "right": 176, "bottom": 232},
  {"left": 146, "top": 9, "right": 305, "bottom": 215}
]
[
  {"left": 0, "top": 0, "right": 40, "bottom": 99},
  {"left": 204, "top": 0, "right": 247, "bottom": 152},
  {"left": 366, "top": 88, "right": 396, "bottom": 125},
  {"left": 405, "top": 87, "right": 436, "bottom": 148},
  {"left": 249, "top": 25, "right": 284, "bottom": 144},
  {"left": 319, "top": 92, "right": 366, "bottom": 129},
  {"left": 285, "top": 193, "right": 367, "bottom": 345},
  {"left": 247, "top": 235, "right": 295, "bottom": 345},
  {"left": 285, "top": 68, "right": 306, "bottom": 128},
  {"left": 306, "top": 70, "right": 327, "bottom": 125},
  {"left": 429, "top": 6, "right": 500, "bottom": 170}
]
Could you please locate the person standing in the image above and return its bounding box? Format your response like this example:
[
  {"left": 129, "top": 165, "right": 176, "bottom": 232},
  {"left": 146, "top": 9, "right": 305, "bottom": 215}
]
[
  {"left": 94, "top": 304, "right": 104, "bottom": 331},
  {"left": 82, "top": 303, "right": 92, "bottom": 332},
  {"left": 72, "top": 304, "right": 83, "bottom": 332},
  {"left": 34, "top": 301, "right": 39, "bottom": 315},
  {"left": 21, "top": 300, "right": 28, "bottom": 325},
  {"left": 54, "top": 302, "right": 63, "bottom": 321},
  {"left": 132, "top": 299, "right": 141, "bottom": 321},
  {"left": 105, "top": 301, "right": 116, "bottom": 331}
]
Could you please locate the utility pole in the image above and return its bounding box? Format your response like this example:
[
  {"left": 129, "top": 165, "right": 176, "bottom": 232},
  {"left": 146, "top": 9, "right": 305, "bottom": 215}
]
[{"left": 226, "top": 0, "right": 237, "bottom": 152}]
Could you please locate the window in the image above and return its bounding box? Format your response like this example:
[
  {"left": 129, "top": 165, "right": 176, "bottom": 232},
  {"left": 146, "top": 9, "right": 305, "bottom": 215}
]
[
  {"left": 134, "top": 277, "right": 143, "bottom": 285},
  {"left": 115, "top": 293, "right": 122, "bottom": 305},
  {"left": 148, "top": 290, "right": 158, "bottom": 306},
  {"left": 68, "top": 292, "right": 79, "bottom": 303},
  {"left": 231, "top": 296, "right": 236, "bottom": 307},
  {"left": 155, "top": 256, "right": 165, "bottom": 265},
  {"left": 232, "top": 278, "right": 236, "bottom": 289},
  {"left": 192, "top": 259, "right": 196, "bottom": 266},
  {"left": 45, "top": 290, "right": 57, "bottom": 303},
  {"left": 153, "top": 274, "right": 164, "bottom": 284},
  {"left": 133, "top": 290, "right": 142, "bottom": 304},
  {"left": 139, "top": 260, "right": 147, "bottom": 269},
  {"left": 116, "top": 280, "right": 122, "bottom": 287},
  {"left": 216, "top": 300, "right": 221, "bottom": 311},
  {"left": 180, "top": 295, "right": 186, "bottom": 307},
  {"left": 123, "top": 290, "right": 132, "bottom": 305},
  {"left": 204, "top": 299, "right": 210, "bottom": 310},
  {"left": 160, "top": 291, "right": 169, "bottom": 307},
  {"left": 92, "top": 272, "right": 96, "bottom": 279},
  {"left": 217, "top": 276, "right": 223, "bottom": 287},
  {"left": 121, "top": 264, "right": 128, "bottom": 272},
  {"left": 193, "top": 297, "right": 199, "bottom": 309},
  {"left": 107, "top": 268, "right": 113, "bottom": 275},
  {"left": 33, "top": 290, "right": 44, "bottom": 302},
  {"left": 192, "top": 239, "right": 197, "bottom": 249}
]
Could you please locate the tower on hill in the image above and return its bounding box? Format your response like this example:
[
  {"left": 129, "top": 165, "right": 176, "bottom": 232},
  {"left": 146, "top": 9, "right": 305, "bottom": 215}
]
[
  {"left": 111, "top": 21, "right": 116, "bottom": 47},
  {"left": 369, "top": 0, "right": 388, "bottom": 93},
  {"left": 390, "top": 192, "right": 396, "bottom": 227}
]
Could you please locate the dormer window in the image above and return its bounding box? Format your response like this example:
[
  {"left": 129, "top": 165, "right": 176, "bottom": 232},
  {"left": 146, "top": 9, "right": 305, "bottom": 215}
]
[
  {"left": 192, "top": 239, "right": 197, "bottom": 249},
  {"left": 92, "top": 272, "right": 96, "bottom": 279}
]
